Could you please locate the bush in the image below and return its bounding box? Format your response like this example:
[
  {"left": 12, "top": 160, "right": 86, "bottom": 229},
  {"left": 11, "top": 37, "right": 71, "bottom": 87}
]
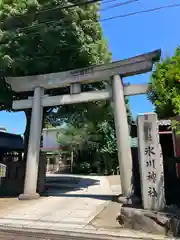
[{"left": 73, "top": 162, "right": 92, "bottom": 174}]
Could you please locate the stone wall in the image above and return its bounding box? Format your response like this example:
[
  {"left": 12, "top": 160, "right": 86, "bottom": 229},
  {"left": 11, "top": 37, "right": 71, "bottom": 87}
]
[
  {"left": 0, "top": 152, "right": 46, "bottom": 196},
  {"left": 0, "top": 161, "right": 25, "bottom": 196}
]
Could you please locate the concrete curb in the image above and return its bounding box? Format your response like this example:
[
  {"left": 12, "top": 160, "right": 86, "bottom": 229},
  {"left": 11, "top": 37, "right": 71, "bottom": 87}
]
[
  {"left": 88, "top": 200, "right": 111, "bottom": 225},
  {"left": 0, "top": 225, "right": 173, "bottom": 240}
]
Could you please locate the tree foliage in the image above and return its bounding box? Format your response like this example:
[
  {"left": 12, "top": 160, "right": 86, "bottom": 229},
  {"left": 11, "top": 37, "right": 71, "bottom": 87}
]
[
  {"left": 0, "top": 0, "right": 111, "bottom": 109},
  {"left": 148, "top": 46, "right": 180, "bottom": 118},
  {"left": 0, "top": 0, "right": 133, "bottom": 172},
  {"left": 0, "top": 0, "right": 112, "bottom": 150},
  {"left": 57, "top": 120, "right": 118, "bottom": 174},
  {"left": 57, "top": 124, "right": 97, "bottom": 153},
  {"left": 0, "top": 76, "right": 12, "bottom": 110}
]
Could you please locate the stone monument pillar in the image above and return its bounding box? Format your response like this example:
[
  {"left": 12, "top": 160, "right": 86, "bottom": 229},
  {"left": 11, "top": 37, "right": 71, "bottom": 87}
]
[{"left": 137, "top": 113, "right": 165, "bottom": 211}]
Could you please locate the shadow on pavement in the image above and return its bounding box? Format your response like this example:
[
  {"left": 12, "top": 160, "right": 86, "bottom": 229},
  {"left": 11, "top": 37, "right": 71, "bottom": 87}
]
[
  {"left": 46, "top": 174, "right": 99, "bottom": 185},
  {"left": 0, "top": 174, "right": 118, "bottom": 203},
  {"left": 42, "top": 174, "right": 116, "bottom": 201},
  {"left": 42, "top": 192, "right": 115, "bottom": 201}
]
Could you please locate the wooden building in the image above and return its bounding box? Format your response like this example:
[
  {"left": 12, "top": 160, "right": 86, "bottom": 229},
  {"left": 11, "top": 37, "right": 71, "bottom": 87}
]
[
  {"left": 0, "top": 132, "right": 46, "bottom": 196},
  {"left": 0, "top": 132, "right": 24, "bottom": 196}
]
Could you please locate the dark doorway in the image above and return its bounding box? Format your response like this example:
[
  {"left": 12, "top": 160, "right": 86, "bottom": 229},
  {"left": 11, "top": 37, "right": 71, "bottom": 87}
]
[
  {"left": 160, "top": 132, "right": 180, "bottom": 205},
  {"left": 160, "top": 133, "right": 174, "bottom": 159},
  {"left": 0, "top": 132, "right": 24, "bottom": 196}
]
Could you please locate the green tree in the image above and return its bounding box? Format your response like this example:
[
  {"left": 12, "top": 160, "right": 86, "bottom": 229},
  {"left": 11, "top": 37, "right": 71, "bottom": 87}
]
[
  {"left": 56, "top": 98, "right": 133, "bottom": 174},
  {"left": 148, "top": 46, "right": 180, "bottom": 118},
  {"left": 56, "top": 123, "right": 100, "bottom": 173},
  {"left": 57, "top": 124, "right": 93, "bottom": 153},
  {"left": 0, "top": 0, "right": 133, "bottom": 172},
  {"left": 0, "top": 0, "right": 111, "bottom": 158},
  {"left": 0, "top": 77, "right": 12, "bottom": 110}
]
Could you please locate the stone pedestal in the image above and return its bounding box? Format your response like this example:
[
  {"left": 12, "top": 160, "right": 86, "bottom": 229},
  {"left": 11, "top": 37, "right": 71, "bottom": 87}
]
[
  {"left": 118, "top": 206, "right": 180, "bottom": 237},
  {"left": 18, "top": 193, "right": 40, "bottom": 200}
]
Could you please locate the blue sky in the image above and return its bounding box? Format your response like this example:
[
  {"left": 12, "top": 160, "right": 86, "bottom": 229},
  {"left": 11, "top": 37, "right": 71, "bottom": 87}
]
[{"left": 0, "top": 0, "right": 179, "bottom": 134}]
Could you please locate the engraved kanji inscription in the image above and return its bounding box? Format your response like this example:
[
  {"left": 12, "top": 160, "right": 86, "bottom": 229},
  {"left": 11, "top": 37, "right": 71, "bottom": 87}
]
[
  {"left": 147, "top": 171, "right": 156, "bottom": 183},
  {"left": 148, "top": 187, "right": 158, "bottom": 198},
  {"left": 144, "top": 122, "right": 152, "bottom": 141},
  {"left": 71, "top": 67, "right": 93, "bottom": 76},
  {"left": 144, "top": 146, "right": 155, "bottom": 156},
  {"left": 147, "top": 133, "right": 152, "bottom": 141},
  {"left": 146, "top": 159, "right": 155, "bottom": 168}
]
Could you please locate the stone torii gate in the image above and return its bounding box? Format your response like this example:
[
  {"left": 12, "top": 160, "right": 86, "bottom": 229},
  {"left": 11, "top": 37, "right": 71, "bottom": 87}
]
[{"left": 6, "top": 49, "right": 161, "bottom": 200}]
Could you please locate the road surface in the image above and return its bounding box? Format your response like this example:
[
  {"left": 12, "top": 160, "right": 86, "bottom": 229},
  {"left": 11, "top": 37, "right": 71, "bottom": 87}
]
[{"left": 0, "top": 229, "right": 143, "bottom": 240}]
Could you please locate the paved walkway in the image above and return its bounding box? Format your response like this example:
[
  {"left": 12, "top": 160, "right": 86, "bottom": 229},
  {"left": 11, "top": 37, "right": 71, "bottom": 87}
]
[
  {"left": 0, "top": 174, "right": 119, "bottom": 231},
  {"left": 0, "top": 175, "right": 171, "bottom": 239}
]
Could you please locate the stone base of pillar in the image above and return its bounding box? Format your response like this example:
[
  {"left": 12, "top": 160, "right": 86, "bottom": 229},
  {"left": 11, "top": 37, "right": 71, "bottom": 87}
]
[
  {"left": 116, "top": 195, "right": 141, "bottom": 205},
  {"left": 18, "top": 192, "right": 40, "bottom": 200}
]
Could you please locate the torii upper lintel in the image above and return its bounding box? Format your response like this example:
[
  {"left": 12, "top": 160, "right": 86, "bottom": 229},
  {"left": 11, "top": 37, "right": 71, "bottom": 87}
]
[{"left": 6, "top": 49, "right": 161, "bottom": 92}]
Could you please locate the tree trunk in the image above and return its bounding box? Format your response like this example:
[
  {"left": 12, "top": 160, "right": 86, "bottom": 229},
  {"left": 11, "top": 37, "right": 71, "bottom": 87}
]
[
  {"left": 70, "top": 151, "right": 74, "bottom": 173},
  {"left": 41, "top": 108, "right": 47, "bottom": 147},
  {"left": 23, "top": 110, "right": 32, "bottom": 162},
  {"left": 24, "top": 108, "right": 48, "bottom": 160}
]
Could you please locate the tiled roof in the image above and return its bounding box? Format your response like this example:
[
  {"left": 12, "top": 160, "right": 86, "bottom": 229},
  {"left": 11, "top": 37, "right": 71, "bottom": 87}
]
[{"left": 0, "top": 132, "right": 23, "bottom": 151}]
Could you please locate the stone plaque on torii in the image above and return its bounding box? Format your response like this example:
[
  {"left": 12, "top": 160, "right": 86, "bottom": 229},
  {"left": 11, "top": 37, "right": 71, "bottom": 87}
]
[{"left": 5, "top": 49, "right": 161, "bottom": 200}]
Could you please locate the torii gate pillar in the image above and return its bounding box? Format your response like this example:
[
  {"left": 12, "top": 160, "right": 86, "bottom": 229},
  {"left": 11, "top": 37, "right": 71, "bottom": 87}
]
[
  {"left": 19, "top": 87, "right": 44, "bottom": 200},
  {"left": 112, "top": 75, "right": 133, "bottom": 197}
]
